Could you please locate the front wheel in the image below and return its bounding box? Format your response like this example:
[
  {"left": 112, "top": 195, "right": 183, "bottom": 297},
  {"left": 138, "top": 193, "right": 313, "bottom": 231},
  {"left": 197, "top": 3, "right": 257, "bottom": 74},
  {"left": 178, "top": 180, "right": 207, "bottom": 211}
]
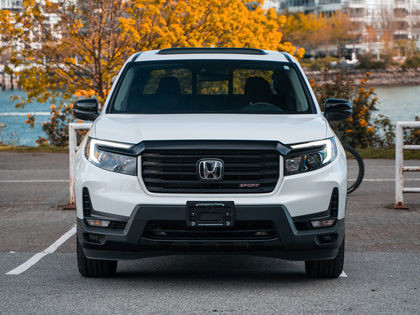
[
  {"left": 305, "top": 240, "right": 344, "bottom": 278},
  {"left": 77, "top": 239, "right": 117, "bottom": 277}
]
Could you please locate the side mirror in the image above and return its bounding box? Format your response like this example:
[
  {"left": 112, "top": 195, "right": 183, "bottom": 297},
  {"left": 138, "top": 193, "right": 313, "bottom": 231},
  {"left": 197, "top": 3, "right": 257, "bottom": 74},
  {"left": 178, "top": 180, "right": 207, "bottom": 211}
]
[
  {"left": 324, "top": 98, "right": 352, "bottom": 121},
  {"left": 73, "top": 98, "right": 99, "bottom": 121}
]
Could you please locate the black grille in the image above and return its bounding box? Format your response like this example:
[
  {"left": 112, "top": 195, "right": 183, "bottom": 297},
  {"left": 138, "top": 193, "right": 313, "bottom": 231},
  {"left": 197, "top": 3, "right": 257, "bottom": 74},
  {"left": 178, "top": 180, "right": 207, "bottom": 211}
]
[
  {"left": 141, "top": 145, "right": 280, "bottom": 194},
  {"left": 144, "top": 221, "right": 277, "bottom": 240}
]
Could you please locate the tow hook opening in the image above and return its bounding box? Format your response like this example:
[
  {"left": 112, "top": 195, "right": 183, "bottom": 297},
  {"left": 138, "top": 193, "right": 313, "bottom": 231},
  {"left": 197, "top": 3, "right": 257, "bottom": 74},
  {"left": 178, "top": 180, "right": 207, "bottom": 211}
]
[{"left": 316, "top": 234, "right": 338, "bottom": 245}]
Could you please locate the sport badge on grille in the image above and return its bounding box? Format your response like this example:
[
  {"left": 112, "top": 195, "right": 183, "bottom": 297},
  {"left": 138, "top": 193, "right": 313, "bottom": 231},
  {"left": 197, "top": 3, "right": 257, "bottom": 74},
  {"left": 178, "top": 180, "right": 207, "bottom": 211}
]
[{"left": 197, "top": 159, "right": 224, "bottom": 181}]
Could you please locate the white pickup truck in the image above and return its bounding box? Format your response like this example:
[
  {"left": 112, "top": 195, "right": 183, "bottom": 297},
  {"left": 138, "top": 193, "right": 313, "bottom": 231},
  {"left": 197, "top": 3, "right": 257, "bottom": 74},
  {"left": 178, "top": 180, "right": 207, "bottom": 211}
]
[{"left": 73, "top": 48, "right": 352, "bottom": 278}]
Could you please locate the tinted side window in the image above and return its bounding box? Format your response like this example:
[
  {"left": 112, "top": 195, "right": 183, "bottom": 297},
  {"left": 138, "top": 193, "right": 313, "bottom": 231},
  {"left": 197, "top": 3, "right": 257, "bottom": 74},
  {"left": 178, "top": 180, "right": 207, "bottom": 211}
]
[{"left": 113, "top": 67, "right": 136, "bottom": 112}]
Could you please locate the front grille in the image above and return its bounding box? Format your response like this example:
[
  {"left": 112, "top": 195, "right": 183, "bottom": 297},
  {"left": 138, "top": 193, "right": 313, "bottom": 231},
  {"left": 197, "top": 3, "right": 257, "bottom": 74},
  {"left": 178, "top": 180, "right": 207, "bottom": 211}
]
[
  {"left": 143, "top": 221, "right": 277, "bottom": 240},
  {"left": 141, "top": 143, "right": 280, "bottom": 193}
]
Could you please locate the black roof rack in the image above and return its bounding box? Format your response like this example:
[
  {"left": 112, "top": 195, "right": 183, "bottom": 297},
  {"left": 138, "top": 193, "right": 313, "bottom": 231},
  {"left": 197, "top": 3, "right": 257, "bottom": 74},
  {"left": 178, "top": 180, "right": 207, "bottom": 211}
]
[{"left": 157, "top": 47, "right": 267, "bottom": 55}]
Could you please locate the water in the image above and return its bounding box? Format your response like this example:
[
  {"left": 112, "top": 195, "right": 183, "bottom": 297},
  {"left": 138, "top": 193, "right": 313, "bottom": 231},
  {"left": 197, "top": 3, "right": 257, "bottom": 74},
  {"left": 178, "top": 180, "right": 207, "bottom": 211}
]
[
  {"left": 374, "top": 86, "right": 420, "bottom": 122},
  {"left": 0, "top": 87, "right": 419, "bottom": 146},
  {"left": 0, "top": 91, "right": 52, "bottom": 145}
]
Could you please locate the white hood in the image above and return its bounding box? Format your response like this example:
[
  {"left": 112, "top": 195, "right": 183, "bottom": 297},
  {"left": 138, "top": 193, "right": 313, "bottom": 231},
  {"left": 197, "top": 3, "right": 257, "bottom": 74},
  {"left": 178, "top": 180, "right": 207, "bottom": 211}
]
[{"left": 91, "top": 114, "right": 330, "bottom": 145}]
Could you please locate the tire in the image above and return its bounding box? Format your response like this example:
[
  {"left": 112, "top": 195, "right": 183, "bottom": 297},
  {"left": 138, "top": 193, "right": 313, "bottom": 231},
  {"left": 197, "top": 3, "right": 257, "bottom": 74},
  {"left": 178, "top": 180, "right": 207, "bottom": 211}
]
[
  {"left": 342, "top": 143, "right": 364, "bottom": 194},
  {"left": 305, "top": 240, "right": 344, "bottom": 278},
  {"left": 77, "top": 239, "right": 117, "bottom": 277}
]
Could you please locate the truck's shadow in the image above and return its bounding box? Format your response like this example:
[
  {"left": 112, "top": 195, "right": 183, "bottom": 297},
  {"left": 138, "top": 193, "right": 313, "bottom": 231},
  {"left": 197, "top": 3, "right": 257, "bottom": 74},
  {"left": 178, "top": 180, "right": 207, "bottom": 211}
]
[{"left": 114, "top": 255, "right": 313, "bottom": 283}]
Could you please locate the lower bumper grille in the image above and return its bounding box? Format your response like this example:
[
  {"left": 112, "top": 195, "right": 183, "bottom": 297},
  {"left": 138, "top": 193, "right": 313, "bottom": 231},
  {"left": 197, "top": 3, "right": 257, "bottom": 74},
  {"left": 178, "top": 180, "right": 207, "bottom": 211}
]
[
  {"left": 143, "top": 221, "right": 277, "bottom": 240},
  {"left": 109, "top": 221, "right": 127, "bottom": 230}
]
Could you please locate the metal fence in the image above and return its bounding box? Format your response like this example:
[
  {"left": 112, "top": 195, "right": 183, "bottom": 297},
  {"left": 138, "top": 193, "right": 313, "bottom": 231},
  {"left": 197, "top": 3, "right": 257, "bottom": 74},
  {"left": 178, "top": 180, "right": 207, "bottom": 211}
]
[
  {"left": 394, "top": 121, "right": 420, "bottom": 209},
  {"left": 68, "top": 122, "right": 92, "bottom": 207}
]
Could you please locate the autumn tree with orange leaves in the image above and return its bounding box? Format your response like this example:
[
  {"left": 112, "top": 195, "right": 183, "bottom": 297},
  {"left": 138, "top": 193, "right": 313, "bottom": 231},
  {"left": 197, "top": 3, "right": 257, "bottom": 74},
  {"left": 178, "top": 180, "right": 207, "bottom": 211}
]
[
  {"left": 3, "top": 0, "right": 304, "bottom": 145},
  {"left": 119, "top": 0, "right": 304, "bottom": 56},
  {"left": 8, "top": 0, "right": 304, "bottom": 108},
  {"left": 282, "top": 11, "right": 359, "bottom": 58}
]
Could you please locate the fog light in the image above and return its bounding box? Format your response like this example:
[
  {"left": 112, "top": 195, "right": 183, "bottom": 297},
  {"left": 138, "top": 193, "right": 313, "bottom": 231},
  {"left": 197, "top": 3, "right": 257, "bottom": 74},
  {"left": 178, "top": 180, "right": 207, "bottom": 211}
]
[
  {"left": 86, "top": 219, "right": 110, "bottom": 227},
  {"left": 311, "top": 219, "right": 336, "bottom": 228}
]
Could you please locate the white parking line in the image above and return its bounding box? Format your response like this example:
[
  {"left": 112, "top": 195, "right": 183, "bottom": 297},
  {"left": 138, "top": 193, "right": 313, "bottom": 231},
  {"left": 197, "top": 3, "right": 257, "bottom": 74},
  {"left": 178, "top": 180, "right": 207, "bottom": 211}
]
[
  {"left": 4, "top": 224, "right": 349, "bottom": 277},
  {"left": 6, "top": 225, "right": 76, "bottom": 275}
]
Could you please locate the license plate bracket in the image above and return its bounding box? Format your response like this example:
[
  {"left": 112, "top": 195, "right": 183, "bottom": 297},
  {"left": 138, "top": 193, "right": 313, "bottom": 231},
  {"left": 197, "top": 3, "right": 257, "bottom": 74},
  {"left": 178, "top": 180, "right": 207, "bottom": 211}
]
[{"left": 186, "top": 201, "right": 234, "bottom": 228}]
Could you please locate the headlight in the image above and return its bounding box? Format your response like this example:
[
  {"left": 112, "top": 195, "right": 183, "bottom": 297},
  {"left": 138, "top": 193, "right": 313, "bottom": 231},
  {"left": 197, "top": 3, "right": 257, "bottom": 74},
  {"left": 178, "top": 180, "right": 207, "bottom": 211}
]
[
  {"left": 284, "top": 138, "right": 337, "bottom": 176},
  {"left": 85, "top": 138, "right": 137, "bottom": 176}
]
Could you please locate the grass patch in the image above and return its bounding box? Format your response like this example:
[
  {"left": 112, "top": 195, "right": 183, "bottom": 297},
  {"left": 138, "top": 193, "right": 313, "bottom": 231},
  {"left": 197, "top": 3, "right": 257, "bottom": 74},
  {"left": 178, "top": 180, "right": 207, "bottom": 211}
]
[
  {"left": 353, "top": 147, "right": 420, "bottom": 159},
  {"left": 0, "top": 144, "right": 67, "bottom": 153}
]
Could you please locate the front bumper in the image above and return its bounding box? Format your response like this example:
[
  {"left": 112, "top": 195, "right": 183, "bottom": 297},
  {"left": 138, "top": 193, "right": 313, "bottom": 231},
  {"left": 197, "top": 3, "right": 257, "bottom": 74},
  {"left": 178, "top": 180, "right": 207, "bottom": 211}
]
[{"left": 78, "top": 204, "right": 344, "bottom": 261}]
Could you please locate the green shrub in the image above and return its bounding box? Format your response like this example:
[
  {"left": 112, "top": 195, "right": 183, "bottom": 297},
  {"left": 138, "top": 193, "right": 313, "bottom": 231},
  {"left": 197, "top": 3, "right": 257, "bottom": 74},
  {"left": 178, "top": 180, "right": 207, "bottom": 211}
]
[
  {"left": 301, "top": 56, "right": 340, "bottom": 71},
  {"left": 27, "top": 102, "right": 78, "bottom": 147},
  {"left": 310, "top": 70, "right": 394, "bottom": 148},
  {"left": 402, "top": 54, "right": 420, "bottom": 69},
  {"left": 356, "top": 54, "right": 386, "bottom": 70}
]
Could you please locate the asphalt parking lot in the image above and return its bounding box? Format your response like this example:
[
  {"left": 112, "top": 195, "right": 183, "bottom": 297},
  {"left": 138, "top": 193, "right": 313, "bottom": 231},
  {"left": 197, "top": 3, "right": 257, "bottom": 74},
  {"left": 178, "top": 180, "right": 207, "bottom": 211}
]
[{"left": 0, "top": 152, "right": 419, "bottom": 314}]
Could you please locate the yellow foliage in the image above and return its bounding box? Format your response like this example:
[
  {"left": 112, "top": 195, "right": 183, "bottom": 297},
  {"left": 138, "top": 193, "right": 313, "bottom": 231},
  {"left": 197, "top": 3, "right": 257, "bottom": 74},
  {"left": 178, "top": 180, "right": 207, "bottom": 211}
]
[
  {"left": 359, "top": 119, "right": 368, "bottom": 128},
  {"left": 8, "top": 0, "right": 303, "bottom": 110},
  {"left": 120, "top": 0, "right": 303, "bottom": 57},
  {"left": 281, "top": 10, "right": 358, "bottom": 56}
]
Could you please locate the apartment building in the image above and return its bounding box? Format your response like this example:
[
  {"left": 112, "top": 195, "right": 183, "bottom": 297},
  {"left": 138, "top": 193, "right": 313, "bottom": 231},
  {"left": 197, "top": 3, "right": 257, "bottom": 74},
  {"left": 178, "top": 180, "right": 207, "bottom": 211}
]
[
  {"left": 275, "top": 0, "right": 420, "bottom": 55},
  {"left": 0, "top": 0, "right": 22, "bottom": 11}
]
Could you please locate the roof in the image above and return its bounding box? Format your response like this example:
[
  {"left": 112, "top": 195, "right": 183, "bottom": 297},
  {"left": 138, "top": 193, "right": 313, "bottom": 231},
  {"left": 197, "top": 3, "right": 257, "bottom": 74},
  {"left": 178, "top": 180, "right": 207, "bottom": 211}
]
[{"left": 131, "top": 48, "right": 293, "bottom": 63}]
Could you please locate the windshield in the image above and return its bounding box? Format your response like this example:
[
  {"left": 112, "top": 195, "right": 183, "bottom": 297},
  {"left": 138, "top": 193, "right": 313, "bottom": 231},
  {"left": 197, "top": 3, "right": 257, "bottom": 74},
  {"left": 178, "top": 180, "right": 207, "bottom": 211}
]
[{"left": 108, "top": 60, "right": 314, "bottom": 114}]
